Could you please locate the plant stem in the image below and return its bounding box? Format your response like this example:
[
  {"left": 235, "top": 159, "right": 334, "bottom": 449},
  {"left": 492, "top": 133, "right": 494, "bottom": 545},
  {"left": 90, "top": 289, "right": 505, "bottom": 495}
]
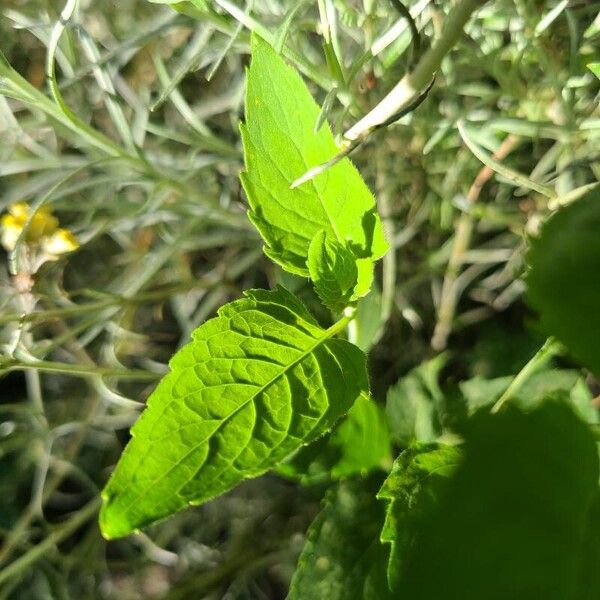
[
  {"left": 490, "top": 338, "right": 561, "bottom": 414},
  {"left": 0, "top": 497, "right": 101, "bottom": 587},
  {"left": 345, "top": 0, "right": 487, "bottom": 141}
]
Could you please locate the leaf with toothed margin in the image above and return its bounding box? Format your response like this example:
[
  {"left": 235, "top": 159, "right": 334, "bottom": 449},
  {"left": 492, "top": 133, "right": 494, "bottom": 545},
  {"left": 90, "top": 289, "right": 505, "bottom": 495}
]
[
  {"left": 398, "top": 402, "right": 599, "bottom": 599},
  {"left": 376, "top": 443, "right": 461, "bottom": 591},
  {"left": 307, "top": 230, "right": 358, "bottom": 312},
  {"left": 99, "top": 286, "right": 368, "bottom": 539},
  {"left": 240, "top": 35, "right": 388, "bottom": 277},
  {"left": 287, "top": 474, "right": 395, "bottom": 600}
]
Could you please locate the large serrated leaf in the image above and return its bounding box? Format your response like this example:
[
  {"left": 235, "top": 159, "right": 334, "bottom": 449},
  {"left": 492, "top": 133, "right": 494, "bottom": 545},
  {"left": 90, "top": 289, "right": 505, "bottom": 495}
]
[
  {"left": 99, "top": 286, "right": 368, "bottom": 539},
  {"left": 399, "top": 401, "right": 599, "bottom": 599},
  {"left": 287, "top": 475, "right": 394, "bottom": 600},
  {"left": 240, "top": 35, "right": 388, "bottom": 276},
  {"left": 526, "top": 188, "right": 600, "bottom": 376},
  {"left": 377, "top": 443, "right": 461, "bottom": 591}
]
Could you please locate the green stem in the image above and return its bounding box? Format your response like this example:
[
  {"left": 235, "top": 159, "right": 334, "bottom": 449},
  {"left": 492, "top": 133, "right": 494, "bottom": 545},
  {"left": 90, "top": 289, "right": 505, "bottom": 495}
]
[
  {"left": 0, "top": 497, "right": 101, "bottom": 587},
  {"left": 490, "top": 338, "right": 561, "bottom": 414}
]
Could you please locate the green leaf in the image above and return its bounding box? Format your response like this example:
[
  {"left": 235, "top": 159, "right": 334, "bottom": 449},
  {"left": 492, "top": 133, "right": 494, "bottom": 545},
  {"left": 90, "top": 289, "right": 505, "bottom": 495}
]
[
  {"left": 377, "top": 443, "right": 461, "bottom": 591},
  {"left": 99, "top": 286, "right": 368, "bottom": 539},
  {"left": 526, "top": 189, "right": 600, "bottom": 376},
  {"left": 589, "top": 63, "right": 600, "bottom": 80},
  {"left": 399, "top": 401, "right": 599, "bottom": 599},
  {"left": 307, "top": 230, "right": 358, "bottom": 312},
  {"left": 287, "top": 475, "right": 394, "bottom": 600},
  {"left": 385, "top": 355, "right": 447, "bottom": 445},
  {"left": 353, "top": 257, "right": 376, "bottom": 299},
  {"left": 277, "top": 393, "right": 391, "bottom": 484},
  {"left": 240, "top": 35, "right": 388, "bottom": 277}
]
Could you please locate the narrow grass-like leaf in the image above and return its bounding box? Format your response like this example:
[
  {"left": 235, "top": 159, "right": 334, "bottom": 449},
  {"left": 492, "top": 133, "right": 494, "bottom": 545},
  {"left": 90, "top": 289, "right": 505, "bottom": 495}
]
[
  {"left": 458, "top": 121, "right": 555, "bottom": 198},
  {"left": 526, "top": 188, "right": 600, "bottom": 376},
  {"left": 100, "top": 286, "right": 368, "bottom": 539},
  {"left": 240, "top": 35, "right": 388, "bottom": 276},
  {"left": 273, "top": 1, "right": 310, "bottom": 53}
]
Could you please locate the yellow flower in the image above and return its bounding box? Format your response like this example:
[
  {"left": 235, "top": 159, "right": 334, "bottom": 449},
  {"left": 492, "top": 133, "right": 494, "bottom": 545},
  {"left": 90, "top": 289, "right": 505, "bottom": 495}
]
[
  {"left": 8, "top": 202, "right": 30, "bottom": 221},
  {"left": 1, "top": 214, "right": 23, "bottom": 251},
  {"left": 43, "top": 228, "right": 80, "bottom": 255},
  {"left": 26, "top": 209, "right": 58, "bottom": 241},
  {"left": 1, "top": 202, "right": 72, "bottom": 253}
]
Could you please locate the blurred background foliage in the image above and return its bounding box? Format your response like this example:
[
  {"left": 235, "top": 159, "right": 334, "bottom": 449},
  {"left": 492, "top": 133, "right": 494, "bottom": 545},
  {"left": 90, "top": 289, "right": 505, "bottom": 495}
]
[{"left": 0, "top": 0, "right": 599, "bottom": 597}]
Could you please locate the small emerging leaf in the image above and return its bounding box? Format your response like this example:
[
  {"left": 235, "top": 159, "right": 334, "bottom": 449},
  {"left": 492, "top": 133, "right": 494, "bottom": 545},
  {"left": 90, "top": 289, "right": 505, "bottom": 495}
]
[
  {"left": 240, "top": 35, "right": 388, "bottom": 276},
  {"left": 100, "top": 286, "right": 368, "bottom": 539},
  {"left": 307, "top": 230, "right": 358, "bottom": 312}
]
